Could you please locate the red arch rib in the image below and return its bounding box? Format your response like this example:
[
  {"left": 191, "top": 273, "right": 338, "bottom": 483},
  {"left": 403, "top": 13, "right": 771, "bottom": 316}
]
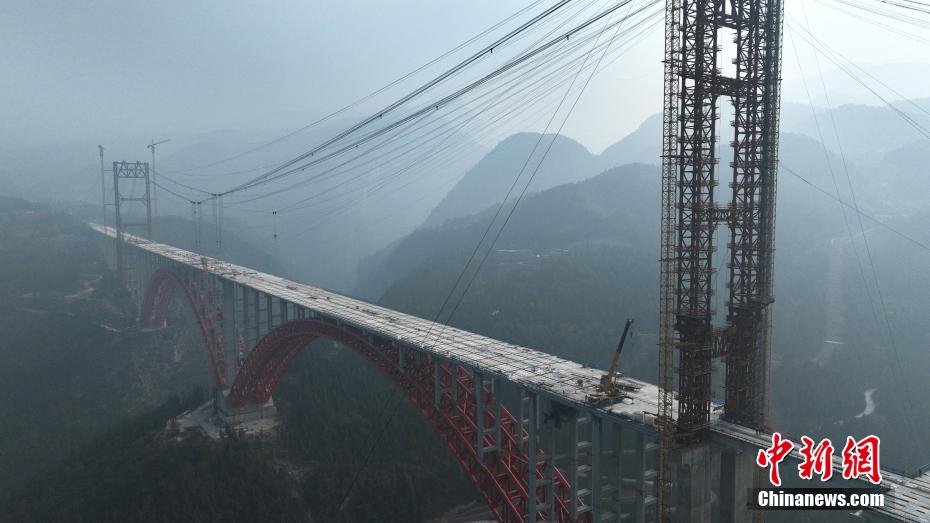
[
  {"left": 229, "top": 319, "right": 588, "bottom": 522},
  {"left": 139, "top": 267, "right": 226, "bottom": 385}
]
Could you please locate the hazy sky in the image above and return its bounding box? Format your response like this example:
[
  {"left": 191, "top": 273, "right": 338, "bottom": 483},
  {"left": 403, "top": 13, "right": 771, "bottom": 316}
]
[{"left": 3, "top": 0, "right": 929, "bottom": 153}]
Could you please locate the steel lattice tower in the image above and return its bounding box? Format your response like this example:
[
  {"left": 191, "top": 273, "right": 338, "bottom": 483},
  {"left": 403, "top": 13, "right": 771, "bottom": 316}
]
[
  {"left": 657, "top": 0, "right": 784, "bottom": 515},
  {"left": 112, "top": 161, "right": 152, "bottom": 282}
]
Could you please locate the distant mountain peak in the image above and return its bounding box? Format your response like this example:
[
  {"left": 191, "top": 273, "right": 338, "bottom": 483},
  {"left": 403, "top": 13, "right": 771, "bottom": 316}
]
[{"left": 422, "top": 117, "right": 662, "bottom": 229}]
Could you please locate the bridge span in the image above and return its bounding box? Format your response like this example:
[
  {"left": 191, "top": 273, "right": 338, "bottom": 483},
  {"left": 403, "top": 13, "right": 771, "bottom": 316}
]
[{"left": 93, "top": 224, "right": 929, "bottom": 522}]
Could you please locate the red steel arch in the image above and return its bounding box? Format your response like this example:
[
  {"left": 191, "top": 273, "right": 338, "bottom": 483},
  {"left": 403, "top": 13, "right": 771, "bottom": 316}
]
[
  {"left": 139, "top": 267, "right": 226, "bottom": 385},
  {"left": 229, "top": 319, "right": 589, "bottom": 523}
]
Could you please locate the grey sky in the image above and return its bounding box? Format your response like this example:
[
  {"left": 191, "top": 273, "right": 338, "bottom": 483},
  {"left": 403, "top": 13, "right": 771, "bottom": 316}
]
[{"left": 2, "top": 0, "right": 929, "bottom": 154}]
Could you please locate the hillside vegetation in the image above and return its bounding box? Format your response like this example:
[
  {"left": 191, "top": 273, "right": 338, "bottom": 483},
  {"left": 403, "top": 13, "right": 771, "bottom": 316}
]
[
  {"left": 368, "top": 128, "right": 930, "bottom": 469},
  {"left": 0, "top": 197, "right": 479, "bottom": 521}
]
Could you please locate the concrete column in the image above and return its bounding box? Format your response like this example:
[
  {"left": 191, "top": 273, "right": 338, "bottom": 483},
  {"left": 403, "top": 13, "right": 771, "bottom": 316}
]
[
  {"left": 433, "top": 357, "right": 441, "bottom": 408},
  {"left": 718, "top": 448, "right": 754, "bottom": 523},
  {"left": 398, "top": 345, "right": 405, "bottom": 372},
  {"left": 125, "top": 248, "right": 135, "bottom": 298},
  {"left": 234, "top": 285, "right": 244, "bottom": 362},
  {"left": 132, "top": 248, "right": 140, "bottom": 297},
  {"left": 545, "top": 422, "right": 556, "bottom": 522},
  {"left": 137, "top": 252, "right": 147, "bottom": 294},
  {"left": 519, "top": 389, "right": 528, "bottom": 443},
  {"left": 527, "top": 392, "right": 539, "bottom": 521},
  {"left": 241, "top": 287, "right": 252, "bottom": 352},
  {"left": 280, "top": 299, "right": 288, "bottom": 322},
  {"left": 475, "top": 372, "right": 484, "bottom": 459},
  {"left": 492, "top": 377, "right": 502, "bottom": 457},
  {"left": 569, "top": 415, "right": 581, "bottom": 519},
  {"left": 221, "top": 279, "right": 237, "bottom": 385},
  {"left": 592, "top": 416, "right": 602, "bottom": 521},
  {"left": 252, "top": 289, "right": 261, "bottom": 345},
  {"left": 131, "top": 250, "right": 142, "bottom": 298},
  {"left": 450, "top": 363, "right": 458, "bottom": 406},
  {"left": 624, "top": 430, "right": 646, "bottom": 523},
  {"left": 674, "top": 443, "right": 714, "bottom": 523},
  {"left": 614, "top": 424, "right": 624, "bottom": 521},
  {"left": 265, "top": 294, "right": 273, "bottom": 329}
]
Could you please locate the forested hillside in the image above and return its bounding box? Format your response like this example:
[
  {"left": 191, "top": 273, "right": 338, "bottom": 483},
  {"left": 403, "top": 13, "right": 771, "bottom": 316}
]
[
  {"left": 4, "top": 97, "right": 929, "bottom": 519},
  {"left": 368, "top": 130, "right": 930, "bottom": 470},
  {"left": 0, "top": 197, "right": 480, "bottom": 521},
  {"left": 2, "top": 391, "right": 313, "bottom": 523},
  {"left": 0, "top": 198, "right": 208, "bottom": 494}
]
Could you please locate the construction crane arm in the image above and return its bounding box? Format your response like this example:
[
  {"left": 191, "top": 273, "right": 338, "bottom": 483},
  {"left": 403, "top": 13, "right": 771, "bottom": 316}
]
[{"left": 603, "top": 319, "right": 634, "bottom": 385}]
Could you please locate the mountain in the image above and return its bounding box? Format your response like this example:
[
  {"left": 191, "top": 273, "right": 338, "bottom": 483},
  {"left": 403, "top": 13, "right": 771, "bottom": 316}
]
[
  {"left": 362, "top": 95, "right": 929, "bottom": 299},
  {"left": 784, "top": 100, "right": 930, "bottom": 158},
  {"left": 251, "top": 128, "right": 484, "bottom": 292},
  {"left": 882, "top": 139, "right": 930, "bottom": 197},
  {"left": 356, "top": 161, "right": 658, "bottom": 301},
  {"left": 422, "top": 133, "right": 598, "bottom": 228},
  {"left": 2, "top": 392, "right": 315, "bottom": 522},
  {"left": 3, "top": 345, "right": 480, "bottom": 522},
  {"left": 363, "top": 132, "right": 930, "bottom": 469},
  {"left": 380, "top": 163, "right": 661, "bottom": 375},
  {"left": 597, "top": 113, "right": 662, "bottom": 169},
  {"left": 0, "top": 198, "right": 211, "bottom": 494},
  {"left": 781, "top": 63, "right": 930, "bottom": 108},
  {"left": 0, "top": 111, "right": 486, "bottom": 293},
  {"left": 422, "top": 115, "right": 667, "bottom": 231},
  {"left": 356, "top": 118, "right": 665, "bottom": 298},
  {"left": 0, "top": 197, "right": 481, "bottom": 520},
  {"left": 153, "top": 118, "right": 486, "bottom": 293}
]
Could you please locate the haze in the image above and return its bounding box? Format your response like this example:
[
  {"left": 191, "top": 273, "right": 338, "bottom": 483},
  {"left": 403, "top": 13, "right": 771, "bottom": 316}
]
[{"left": 2, "top": 0, "right": 928, "bottom": 153}]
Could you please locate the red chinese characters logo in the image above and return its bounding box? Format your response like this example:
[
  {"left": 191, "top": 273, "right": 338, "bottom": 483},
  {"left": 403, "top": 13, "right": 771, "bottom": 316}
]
[
  {"left": 756, "top": 432, "right": 794, "bottom": 486},
  {"left": 798, "top": 436, "right": 834, "bottom": 481},
  {"left": 841, "top": 435, "right": 882, "bottom": 485},
  {"left": 756, "top": 433, "right": 882, "bottom": 485}
]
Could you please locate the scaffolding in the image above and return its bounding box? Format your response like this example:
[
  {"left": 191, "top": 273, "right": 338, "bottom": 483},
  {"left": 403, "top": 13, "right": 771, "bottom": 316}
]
[{"left": 658, "top": 0, "right": 784, "bottom": 518}]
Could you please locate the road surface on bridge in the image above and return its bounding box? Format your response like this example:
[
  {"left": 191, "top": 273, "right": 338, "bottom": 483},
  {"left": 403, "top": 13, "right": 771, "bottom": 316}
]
[{"left": 92, "top": 224, "right": 930, "bottom": 522}]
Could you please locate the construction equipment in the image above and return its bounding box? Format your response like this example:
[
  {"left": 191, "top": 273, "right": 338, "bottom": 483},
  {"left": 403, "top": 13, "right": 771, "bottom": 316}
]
[{"left": 587, "top": 319, "right": 636, "bottom": 406}]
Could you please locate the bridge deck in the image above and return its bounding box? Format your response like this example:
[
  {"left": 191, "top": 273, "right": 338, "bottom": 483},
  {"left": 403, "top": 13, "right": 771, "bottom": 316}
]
[{"left": 95, "top": 224, "right": 930, "bottom": 522}]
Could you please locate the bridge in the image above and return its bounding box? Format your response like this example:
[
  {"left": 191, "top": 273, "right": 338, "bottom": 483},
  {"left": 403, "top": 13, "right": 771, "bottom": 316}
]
[
  {"left": 87, "top": 0, "right": 930, "bottom": 519},
  {"left": 93, "top": 224, "right": 930, "bottom": 522}
]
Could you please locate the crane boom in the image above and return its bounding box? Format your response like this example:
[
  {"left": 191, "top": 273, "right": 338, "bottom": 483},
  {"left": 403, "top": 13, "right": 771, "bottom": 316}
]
[
  {"left": 604, "top": 318, "right": 634, "bottom": 385},
  {"left": 587, "top": 318, "right": 636, "bottom": 406}
]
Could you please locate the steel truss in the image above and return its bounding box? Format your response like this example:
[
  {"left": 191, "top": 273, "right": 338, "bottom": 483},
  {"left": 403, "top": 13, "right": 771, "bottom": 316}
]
[
  {"left": 138, "top": 267, "right": 227, "bottom": 386},
  {"left": 229, "top": 319, "right": 589, "bottom": 522},
  {"left": 112, "top": 161, "right": 152, "bottom": 282},
  {"left": 722, "top": 0, "right": 782, "bottom": 429},
  {"left": 661, "top": 0, "right": 783, "bottom": 440}
]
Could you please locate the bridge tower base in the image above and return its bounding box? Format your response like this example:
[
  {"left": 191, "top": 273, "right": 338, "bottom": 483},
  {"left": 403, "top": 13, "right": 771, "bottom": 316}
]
[
  {"left": 214, "top": 388, "right": 277, "bottom": 425},
  {"left": 717, "top": 447, "right": 755, "bottom": 523},
  {"left": 673, "top": 443, "right": 714, "bottom": 523}
]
